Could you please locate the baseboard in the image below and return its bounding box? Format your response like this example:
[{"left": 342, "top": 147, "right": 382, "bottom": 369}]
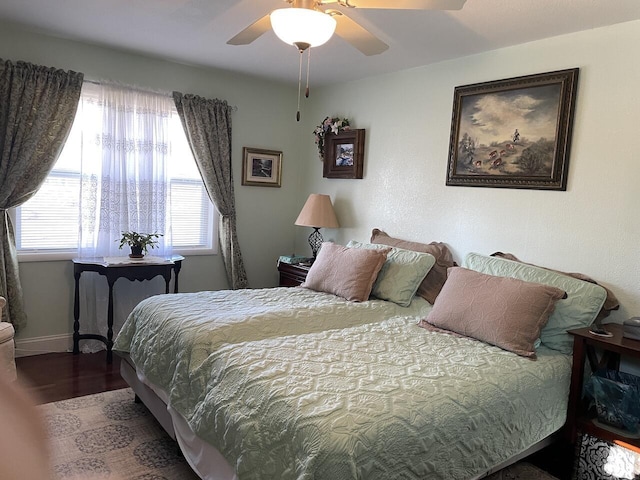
[{"left": 14, "top": 333, "right": 73, "bottom": 357}]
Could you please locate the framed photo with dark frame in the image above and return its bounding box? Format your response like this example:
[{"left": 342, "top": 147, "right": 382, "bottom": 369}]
[
  {"left": 323, "top": 129, "right": 365, "bottom": 179},
  {"left": 241, "top": 147, "right": 282, "bottom": 187},
  {"left": 446, "top": 68, "right": 579, "bottom": 190}
]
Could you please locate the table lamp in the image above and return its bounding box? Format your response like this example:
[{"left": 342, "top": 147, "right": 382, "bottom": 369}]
[{"left": 294, "top": 194, "right": 339, "bottom": 259}]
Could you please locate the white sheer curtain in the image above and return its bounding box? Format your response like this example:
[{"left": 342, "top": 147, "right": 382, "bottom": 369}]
[{"left": 76, "top": 82, "right": 176, "bottom": 352}]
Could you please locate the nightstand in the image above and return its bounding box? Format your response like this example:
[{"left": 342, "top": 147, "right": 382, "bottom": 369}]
[
  {"left": 567, "top": 324, "right": 640, "bottom": 478},
  {"left": 277, "top": 262, "right": 311, "bottom": 287},
  {"left": 566, "top": 323, "right": 640, "bottom": 449}
]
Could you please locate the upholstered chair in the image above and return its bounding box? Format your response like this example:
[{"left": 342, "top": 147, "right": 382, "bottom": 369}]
[{"left": 0, "top": 297, "right": 16, "bottom": 382}]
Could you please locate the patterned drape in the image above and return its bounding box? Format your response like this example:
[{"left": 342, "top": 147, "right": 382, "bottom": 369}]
[
  {"left": 172, "top": 92, "right": 248, "bottom": 289},
  {"left": 0, "top": 59, "right": 83, "bottom": 330}
]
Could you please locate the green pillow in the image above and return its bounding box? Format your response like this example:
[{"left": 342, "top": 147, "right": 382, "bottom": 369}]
[
  {"left": 463, "top": 252, "right": 607, "bottom": 354},
  {"left": 347, "top": 240, "right": 436, "bottom": 307}
]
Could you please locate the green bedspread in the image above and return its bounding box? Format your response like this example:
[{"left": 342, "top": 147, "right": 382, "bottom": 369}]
[
  {"left": 187, "top": 317, "right": 571, "bottom": 479},
  {"left": 114, "top": 286, "right": 431, "bottom": 412},
  {"left": 115, "top": 289, "right": 571, "bottom": 479}
]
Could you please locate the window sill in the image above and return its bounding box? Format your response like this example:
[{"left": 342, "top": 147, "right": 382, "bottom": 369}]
[{"left": 17, "top": 248, "right": 217, "bottom": 263}]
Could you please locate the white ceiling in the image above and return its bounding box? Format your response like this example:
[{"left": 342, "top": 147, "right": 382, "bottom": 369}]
[{"left": 1, "top": 0, "right": 639, "bottom": 87}]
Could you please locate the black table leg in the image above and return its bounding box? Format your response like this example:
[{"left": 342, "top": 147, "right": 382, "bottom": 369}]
[
  {"left": 106, "top": 277, "right": 116, "bottom": 364},
  {"left": 173, "top": 260, "right": 182, "bottom": 293},
  {"left": 73, "top": 270, "right": 81, "bottom": 355}
]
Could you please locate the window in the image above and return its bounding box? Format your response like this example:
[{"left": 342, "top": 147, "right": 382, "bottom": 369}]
[
  {"left": 15, "top": 83, "right": 217, "bottom": 260},
  {"left": 167, "top": 115, "right": 215, "bottom": 250}
]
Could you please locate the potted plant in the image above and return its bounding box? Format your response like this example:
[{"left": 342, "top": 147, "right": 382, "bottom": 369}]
[{"left": 117, "top": 231, "right": 163, "bottom": 258}]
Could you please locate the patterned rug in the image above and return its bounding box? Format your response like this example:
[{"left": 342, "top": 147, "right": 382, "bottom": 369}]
[
  {"left": 40, "top": 388, "right": 558, "bottom": 480},
  {"left": 39, "top": 388, "right": 198, "bottom": 479}
]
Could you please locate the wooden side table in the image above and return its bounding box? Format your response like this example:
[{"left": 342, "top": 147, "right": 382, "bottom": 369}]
[
  {"left": 566, "top": 323, "right": 640, "bottom": 451},
  {"left": 277, "top": 262, "right": 310, "bottom": 287},
  {"left": 72, "top": 255, "right": 184, "bottom": 364}
]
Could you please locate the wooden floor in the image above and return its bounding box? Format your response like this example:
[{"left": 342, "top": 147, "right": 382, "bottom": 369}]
[{"left": 15, "top": 351, "right": 129, "bottom": 405}]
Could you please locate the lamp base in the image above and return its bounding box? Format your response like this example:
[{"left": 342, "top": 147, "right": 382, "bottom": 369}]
[{"left": 308, "top": 228, "right": 323, "bottom": 259}]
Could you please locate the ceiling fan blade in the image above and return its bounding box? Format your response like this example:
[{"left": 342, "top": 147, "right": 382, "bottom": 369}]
[
  {"left": 331, "top": 11, "right": 388, "bottom": 56},
  {"left": 227, "top": 14, "right": 272, "bottom": 45},
  {"left": 324, "top": 0, "right": 466, "bottom": 10}
]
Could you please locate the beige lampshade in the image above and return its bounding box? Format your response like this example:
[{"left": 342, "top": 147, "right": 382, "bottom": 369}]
[{"left": 295, "top": 194, "right": 339, "bottom": 229}]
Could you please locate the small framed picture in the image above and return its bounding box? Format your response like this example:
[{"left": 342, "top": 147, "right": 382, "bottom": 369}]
[
  {"left": 241, "top": 147, "right": 282, "bottom": 187},
  {"left": 323, "top": 129, "right": 365, "bottom": 179}
]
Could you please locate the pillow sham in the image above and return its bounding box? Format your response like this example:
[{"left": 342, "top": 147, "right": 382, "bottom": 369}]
[
  {"left": 490, "top": 251, "right": 620, "bottom": 323},
  {"left": 301, "top": 242, "right": 389, "bottom": 302},
  {"left": 424, "top": 267, "right": 566, "bottom": 358},
  {"left": 464, "top": 252, "right": 608, "bottom": 354},
  {"left": 346, "top": 240, "right": 436, "bottom": 306},
  {"left": 370, "top": 228, "right": 454, "bottom": 305}
]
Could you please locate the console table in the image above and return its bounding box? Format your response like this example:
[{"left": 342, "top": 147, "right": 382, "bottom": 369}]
[{"left": 72, "top": 255, "right": 184, "bottom": 363}]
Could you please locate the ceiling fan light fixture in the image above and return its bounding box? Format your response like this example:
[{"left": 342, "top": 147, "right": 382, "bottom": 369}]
[{"left": 270, "top": 8, "right": 337, "bottom": 49}]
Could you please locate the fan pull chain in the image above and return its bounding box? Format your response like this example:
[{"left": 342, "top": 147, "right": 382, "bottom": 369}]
[{"left": 296, "top": 48, "right": 303, "bottom": 122}]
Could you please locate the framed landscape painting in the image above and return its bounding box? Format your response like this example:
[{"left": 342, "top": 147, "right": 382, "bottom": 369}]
[
  {"left": 241, "top": 147, "right": 282, "bottom": 187},
  {"left": 446, "top": 68, "right": 579, "bottom": 190}
]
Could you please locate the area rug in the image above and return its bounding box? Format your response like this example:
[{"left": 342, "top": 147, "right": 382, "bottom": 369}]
[
  {"left": 39, "top": 388, "right": 198, "bottom": 479},
  {"left": 40, "top": 388, "right": 558, "bottom": 480}
]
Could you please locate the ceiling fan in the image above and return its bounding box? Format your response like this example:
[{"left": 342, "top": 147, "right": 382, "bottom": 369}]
[
  {"left": 228, "top": 0, "right": 466, "bottom": 55},
  {"left": 228, "top": 0, "right": 467, "bottom": 120}
]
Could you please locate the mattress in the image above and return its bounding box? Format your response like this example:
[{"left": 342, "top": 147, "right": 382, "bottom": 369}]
[
  {"left": 121, "top": 310, "right": 572, "bottom": 479},
  {"left": 113, "top": 286, "right": 432, "bottom": 408}
]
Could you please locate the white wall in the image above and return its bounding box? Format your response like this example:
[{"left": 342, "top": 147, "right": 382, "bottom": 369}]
[
  {"left": 0, "top": 22, "right": 306, "bottom": 345},
  {"left": 299, "top": 20, "right": 640, "bottom": 323}
]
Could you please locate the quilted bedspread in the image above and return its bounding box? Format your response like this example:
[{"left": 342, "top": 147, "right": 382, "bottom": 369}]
[
  {"left": 114, "top": 287, "right": 432, "bottom": 405},
  {"left": 118, "top": 294, "right": 572, "bottom": 479}
]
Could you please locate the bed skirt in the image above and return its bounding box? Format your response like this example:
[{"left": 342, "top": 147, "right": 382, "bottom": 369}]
[{"left": 119, "top": 354, "right": 238, "bottom": 480}]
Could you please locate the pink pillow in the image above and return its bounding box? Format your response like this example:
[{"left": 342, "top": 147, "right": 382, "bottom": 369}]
[
  {"left": 423, "top": 267, "right": 566, "bottom": 358},
  {"left": 370, "top": 228, "right": 454, "bottom": 305},
  {"left": 302, "top": 243, "right": 390, "bottom": 302}
]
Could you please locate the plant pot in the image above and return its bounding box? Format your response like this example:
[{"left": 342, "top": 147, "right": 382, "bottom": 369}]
[{"left": 129, "top": 245, "right": 144, "bottom": 258}]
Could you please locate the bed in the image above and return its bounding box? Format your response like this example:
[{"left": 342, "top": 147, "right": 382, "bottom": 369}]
[
  {"left": 114, "top": 235, "right": 610, "bottom": 480},
  {"left": 115, "top": 285, "right": 433, "bottom": 406}
]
